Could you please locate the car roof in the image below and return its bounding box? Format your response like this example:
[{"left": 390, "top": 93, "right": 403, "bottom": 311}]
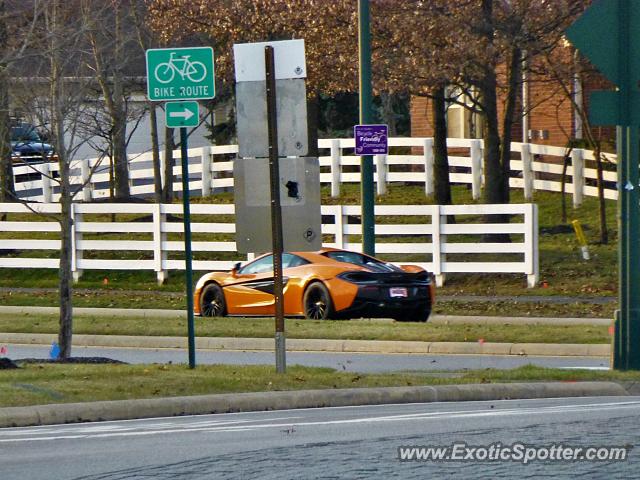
[
  {"left": 249, "top": 248, "right": 365, "bottom": 264},
  {"left": 292, "top": 248, "right": 375, "bottom": 265}
]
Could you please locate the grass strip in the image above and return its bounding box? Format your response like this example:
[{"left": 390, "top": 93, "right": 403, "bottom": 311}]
[
  {"left": 0, "top": 291, "right": 616, "bottom": 319},
  {"left": 0, "top": 313, "right": 611, "bottom": 344},
  {"left": 0, "top": 364, "right": 632, "bottom": 408}
]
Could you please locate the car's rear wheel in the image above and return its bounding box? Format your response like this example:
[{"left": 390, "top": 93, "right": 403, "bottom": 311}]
[
  {"left": 412, "top": 307, "right": 431, "bottom": 323},
  {"left": 200, "top": 283, "right": 227, "bottom": 317},
  {"left": 303, "top": 282, "right": 334, "bottom": 320}
]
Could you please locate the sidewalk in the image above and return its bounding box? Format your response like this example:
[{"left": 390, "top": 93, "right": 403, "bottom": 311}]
[{"left": 0, "top": 332, "right": 610, "bottom": 358}]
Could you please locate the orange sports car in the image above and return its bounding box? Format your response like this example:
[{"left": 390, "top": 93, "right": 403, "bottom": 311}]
[{"left": 194, "top": 248, "right": 434, "bottom": 322}]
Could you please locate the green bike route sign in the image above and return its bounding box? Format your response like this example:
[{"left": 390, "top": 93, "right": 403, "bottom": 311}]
[{"left": 146, "top": 47, "right": 215, "bottom": 101}]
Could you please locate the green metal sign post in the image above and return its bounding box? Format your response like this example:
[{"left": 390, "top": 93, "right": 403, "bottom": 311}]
[
  {"left": 358, "top": 0, "right": 375, "bottom": 257},
  {"left": 566, "top": 0, "right": 640, "bottom": 369},
  {"left": 146, "top": 47, "right": 216, "bottom": 369}
]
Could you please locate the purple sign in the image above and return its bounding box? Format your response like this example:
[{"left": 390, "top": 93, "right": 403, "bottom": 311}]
[{"left": 354, "top": 124, "right": 388, "bottom": 155}]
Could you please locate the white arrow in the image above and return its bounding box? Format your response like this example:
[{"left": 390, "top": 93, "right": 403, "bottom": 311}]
[{"left": 169, "top": 108, "right": 195, "bottom": 121}]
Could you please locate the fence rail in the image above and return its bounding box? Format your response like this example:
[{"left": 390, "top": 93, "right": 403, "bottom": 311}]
[
  {"left": 0, "top": 202, "right": 539, "bottom": 287},
  {"left": 12, "top": 138, "right": 617, "bottom": 206}
]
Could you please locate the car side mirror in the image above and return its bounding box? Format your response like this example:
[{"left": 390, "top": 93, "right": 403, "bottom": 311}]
[{"left": 231, "top": 262, "right": 241, "bottom": 277}]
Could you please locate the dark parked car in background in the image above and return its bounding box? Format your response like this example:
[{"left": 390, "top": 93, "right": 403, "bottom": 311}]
[{"left": 11, "top": 122, "right": 56, "bottom": 165}]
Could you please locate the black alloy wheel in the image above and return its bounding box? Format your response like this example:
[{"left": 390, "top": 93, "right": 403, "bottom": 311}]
[
  {"left": 303, "top": 282, "right": 334, "bottom": 320},
  {"left": 200, "top": 283, "right": 227, "bottom": 317}
]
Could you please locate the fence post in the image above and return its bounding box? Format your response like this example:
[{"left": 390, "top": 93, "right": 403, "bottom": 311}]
[
  {"left": 521, "top": 143, "right": 534, "bottom": 201},
  {"left": 334, "top": 205, "right": 345, "bottom": 249},
  {"left": 71, "top": 204, "right": 83, "bottom": 282},
  {"left": 525, "top": 203, "right": 540, "bottom": 288},
  {"left": 572, "top": 148, "right": 584, "bottom": 207},
  {"left": 127, "top": 156, "right": 134, "bottom": 192},
  {"left": 39, "top": 162, "right": 52, "bottom": 203},
  {"left": 330, "top": 139, "right": 341, "bottom": 197},
  {"left": 423, "top": 138, "right": 434, "bottom": 197},
  {"left": 154, "top": 203, "right": 168, "bottom": 285},
  {"left": 432, "top": 204, "right": 445, "bottom": 287},
  {"left": 201, "top": 146, "right": 212, "bottom": 197},
  {"left": 375, "top": 154, "right": 387, "bottom": 196},
  {"left": 81, "top": 158, "right": 92, "bottom": 202},
  {"left": 159, "top": 150, "right": 166, "bottom": 191},
  {"left": 470, "top": 139, "right": 483, "bottom": 200}
]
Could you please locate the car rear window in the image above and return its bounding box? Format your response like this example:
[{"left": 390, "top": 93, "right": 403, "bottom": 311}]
[{"left": 323, "top": 251, "right": 382, "bottom": 266}]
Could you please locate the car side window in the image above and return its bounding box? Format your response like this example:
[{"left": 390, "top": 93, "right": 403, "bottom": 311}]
[
  {"left": 238, "top": 255, "right": 273, "bottom": 274},
  {"left": 283, "top": 253, "right": 309, "bottom": 268},
  {"left": 238, "top": 253, "right": 308, "bottom": 274}
]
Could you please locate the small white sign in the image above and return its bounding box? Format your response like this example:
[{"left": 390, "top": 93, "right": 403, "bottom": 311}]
[{"left": 234, "top": 39, "right": 306, "bottom": 82}]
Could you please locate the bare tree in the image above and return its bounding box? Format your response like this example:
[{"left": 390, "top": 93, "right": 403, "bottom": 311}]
[
  {"left": 81, "top": 0, "right": 148, "bottom": 201},
  {"left": 11, "top": 0, "right": 113, "bottom": 358},
  {"left": 0, "top": 1, "right": 44, "bottom": 205}
]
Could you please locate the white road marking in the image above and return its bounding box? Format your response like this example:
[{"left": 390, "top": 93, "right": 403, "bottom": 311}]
[{"left": 2, "top": 401, "right": 639, "bottom": 443}]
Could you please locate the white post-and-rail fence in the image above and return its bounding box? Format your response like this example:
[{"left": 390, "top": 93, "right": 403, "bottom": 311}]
[
  {"left": 0, "top": 202, "right": 539, "bottom": 287},
  {"left": 12, "top": 137, "right": 617, "bottom": 206}
]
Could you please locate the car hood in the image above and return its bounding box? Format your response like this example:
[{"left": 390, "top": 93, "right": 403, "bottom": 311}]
[{"left": 12, "top": 141, "right": 54, "bottom": 154}]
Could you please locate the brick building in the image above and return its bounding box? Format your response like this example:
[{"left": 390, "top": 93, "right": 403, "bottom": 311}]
[{"left": 410, "top": 66, "right": 614, "bottom": 150}]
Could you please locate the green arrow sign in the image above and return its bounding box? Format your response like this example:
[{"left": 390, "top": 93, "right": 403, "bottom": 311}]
[
  {"left": 146, "top": 47, "right": 215, "bottom": 101},
  {"left": 565, "top": 0, "right": 640, "bottom": 126},
  {"left": 166, "top": 101, "right": 199, "bottom": 128},
  {"left": 565, "top": 0, "right": 621, "bottom": 86}
]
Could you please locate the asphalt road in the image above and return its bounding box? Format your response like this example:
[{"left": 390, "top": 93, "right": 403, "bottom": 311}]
[
  {"left": 1, "top": 396, "right": 637, "bottom": 479},
  {"left": 8, "top": 344, "right": 610, "bottom": 372}
]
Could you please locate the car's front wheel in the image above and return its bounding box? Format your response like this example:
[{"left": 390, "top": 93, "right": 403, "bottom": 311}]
[
  {"left": 303, "top": 282, "right": 334, "bottom": 320},
  {"left": 200, "top": 283, "right": 227, "bottom": 317}
]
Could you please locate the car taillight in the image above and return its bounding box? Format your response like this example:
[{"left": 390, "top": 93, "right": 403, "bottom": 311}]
[{"left": 337, "top": 272, "right": 378, "bottom": 284}]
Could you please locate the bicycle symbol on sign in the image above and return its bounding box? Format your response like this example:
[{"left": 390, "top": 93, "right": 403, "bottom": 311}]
[{"left": 154, "top": 52, "right": 207, "bottom": 84}]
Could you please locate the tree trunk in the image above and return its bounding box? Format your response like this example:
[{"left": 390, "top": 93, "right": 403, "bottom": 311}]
[
  {"left": 480, "top": 84, "right": 502, "bottom": 205},
  {"left": 51, "top": 0, "right": 73, "bottom": 359},
  {"left": 162, "top": 126, "right": 175, "bottom": 202},
  {"left": 111, "top": 3, "right": 129, "bottom": 201},
  {"left": 150, "top": 103, "right": 162, "bottom": 203},
  {"left": 0, "top": 73, "right": 13, "bottom": 204},
  {"left": 58, "top": 150, "right": 73, "bottom": 359},
  {"left": 560, "top": 152, "right": 570, "bottom": 224},
  {"left": 432, "top": 86, "right": 452, "bottom": 206},
  {"left": 0, "top": 0, "right": 14, "bottom": 205},
  {"left": 595, "top": 144, "right": 608, "bottom": 244},
  {"left": 499, "top": 46, "right": 522, "bottom": 205},
  {"left": 478, "top": 0, "right": 503, "bottom": 206},
  {"left": 380, "top": 92, "right": 397, "bottom": 137}
]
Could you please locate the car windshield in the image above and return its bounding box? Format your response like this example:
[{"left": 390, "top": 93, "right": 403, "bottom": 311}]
[{"left": 11, "top": 126, "right": 40, "bottom": 143}]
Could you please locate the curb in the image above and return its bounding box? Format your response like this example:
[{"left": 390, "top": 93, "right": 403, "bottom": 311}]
[
  {"left": 0, "top": 306, "right": 611, "bottom": 326},
  {"left": 0, "top": 332, "right": 611, "bottom": 357},
  {"left": 0, "top": 381, "right": 627, "bottom": 428}
]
